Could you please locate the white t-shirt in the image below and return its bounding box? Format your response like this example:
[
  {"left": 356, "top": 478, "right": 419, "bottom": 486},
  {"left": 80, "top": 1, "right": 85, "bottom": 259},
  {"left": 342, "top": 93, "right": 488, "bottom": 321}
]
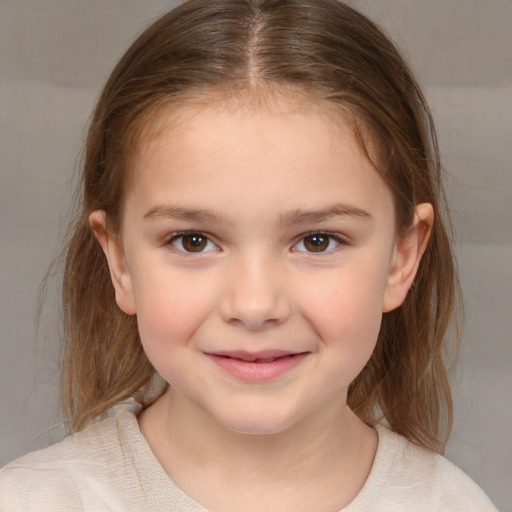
[{"left": 0, "top": 409, "right": 498, "bottom": 511}]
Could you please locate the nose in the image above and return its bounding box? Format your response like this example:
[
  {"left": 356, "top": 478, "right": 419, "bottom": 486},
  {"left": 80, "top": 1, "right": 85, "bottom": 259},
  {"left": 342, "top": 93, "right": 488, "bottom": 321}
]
[{"left": 219, "top": 255, "right": 292, "bottom": 330}]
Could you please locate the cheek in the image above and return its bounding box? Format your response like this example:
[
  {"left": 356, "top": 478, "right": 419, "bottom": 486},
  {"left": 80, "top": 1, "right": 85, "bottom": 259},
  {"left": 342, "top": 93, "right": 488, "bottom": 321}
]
[
  {"left": 132, "top": 268, "right": 216, "bottom": 362},
  {"left": 309, "top": 263, "right": 385, "bottom": 317},
  {"left": 300, "top": 260, "right": 387, "bottom": 358}
]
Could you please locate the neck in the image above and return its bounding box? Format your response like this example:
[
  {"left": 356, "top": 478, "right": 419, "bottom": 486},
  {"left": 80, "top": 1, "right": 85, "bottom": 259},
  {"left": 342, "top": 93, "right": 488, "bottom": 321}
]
[{"left": 139, "top": 388, "right": 377, "bottom": 512}]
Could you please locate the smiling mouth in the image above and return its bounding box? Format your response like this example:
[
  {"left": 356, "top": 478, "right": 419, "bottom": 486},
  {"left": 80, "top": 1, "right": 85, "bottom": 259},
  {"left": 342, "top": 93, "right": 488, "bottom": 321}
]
[{"left": 205, "top": 350, "right": 309, "bottom": 381}]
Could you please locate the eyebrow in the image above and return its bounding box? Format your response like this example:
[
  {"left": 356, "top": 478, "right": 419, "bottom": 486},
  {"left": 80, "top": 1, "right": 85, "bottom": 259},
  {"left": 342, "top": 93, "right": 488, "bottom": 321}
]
[
  {"left": 278, "top": 203, "right": 373, "bottom": 226},
  {"left": 143, "top": 205, "right": 233, "bottom": 225},
  {"left": 144, "top": 203, "right": 372, "bottom": 226}
]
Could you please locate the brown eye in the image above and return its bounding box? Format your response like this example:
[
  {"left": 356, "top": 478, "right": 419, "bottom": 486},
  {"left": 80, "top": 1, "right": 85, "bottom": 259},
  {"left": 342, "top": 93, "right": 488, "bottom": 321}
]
[
  {"left": 303, "top": 234, "right": 330, "bottom": 252},
  {"left": 182, "top": 234, "right": 207, "bottom": 252},
  {"left": 293, "top": 232, "right": 344, "bottom": 254},
  {"left": 170, "top": 233, "right": 216, "bottom": 253}
]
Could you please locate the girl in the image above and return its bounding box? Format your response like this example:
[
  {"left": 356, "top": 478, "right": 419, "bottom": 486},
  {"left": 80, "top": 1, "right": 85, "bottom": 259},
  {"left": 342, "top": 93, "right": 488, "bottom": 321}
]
[{"left": 0, "top": 0, "right": 498, "bottom": 510}]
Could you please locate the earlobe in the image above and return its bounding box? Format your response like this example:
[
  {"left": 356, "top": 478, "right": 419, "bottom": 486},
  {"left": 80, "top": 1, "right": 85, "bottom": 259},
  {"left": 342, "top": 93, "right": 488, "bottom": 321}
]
[
  {"left": 382, "top": 203, "right": 434, "bottom": 313},
  {"left": 89, "top": 210, "right": 137, "bottom": 315}
]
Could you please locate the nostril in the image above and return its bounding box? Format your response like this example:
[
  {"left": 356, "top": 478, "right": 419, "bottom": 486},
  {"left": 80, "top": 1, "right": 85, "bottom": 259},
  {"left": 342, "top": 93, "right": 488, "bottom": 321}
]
[{"left": 226, "top": 316, "right": 279, "bottom": 331}]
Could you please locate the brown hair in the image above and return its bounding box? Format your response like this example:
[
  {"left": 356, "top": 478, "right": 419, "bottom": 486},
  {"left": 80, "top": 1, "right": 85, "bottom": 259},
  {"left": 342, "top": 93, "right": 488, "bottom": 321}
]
[{"left": 61, "top": 0, "right": 459, "bottom": 453}]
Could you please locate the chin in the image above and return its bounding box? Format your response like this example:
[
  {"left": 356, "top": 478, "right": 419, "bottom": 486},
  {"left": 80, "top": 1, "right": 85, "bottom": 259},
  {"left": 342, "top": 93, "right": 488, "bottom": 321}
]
[{"left": 214, "top": 405, "right": 300, "bottom": 437}]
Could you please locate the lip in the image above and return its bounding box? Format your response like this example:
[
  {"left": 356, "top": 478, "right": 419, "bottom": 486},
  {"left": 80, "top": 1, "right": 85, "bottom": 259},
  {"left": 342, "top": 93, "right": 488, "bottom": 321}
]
[{"left": 205, "top": 350, "right": 309, "bottom": 382}]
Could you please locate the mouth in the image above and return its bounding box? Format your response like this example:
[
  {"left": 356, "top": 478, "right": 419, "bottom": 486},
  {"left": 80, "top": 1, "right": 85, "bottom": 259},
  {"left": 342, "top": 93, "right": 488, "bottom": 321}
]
[{"left": 204, "top": 350, "right": 309, "bottom": 382}]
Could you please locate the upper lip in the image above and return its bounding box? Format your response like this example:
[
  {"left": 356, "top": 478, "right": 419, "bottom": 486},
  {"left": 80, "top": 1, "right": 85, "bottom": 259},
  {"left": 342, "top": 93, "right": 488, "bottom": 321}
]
[{"left": 205, "top": 350, "right": 307, "bottom": 362}]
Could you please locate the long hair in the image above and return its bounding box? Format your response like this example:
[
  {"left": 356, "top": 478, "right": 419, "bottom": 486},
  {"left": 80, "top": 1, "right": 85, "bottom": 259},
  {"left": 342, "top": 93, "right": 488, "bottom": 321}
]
[{"left": 61, "top": 0, "right": 459, "bottom": 453}]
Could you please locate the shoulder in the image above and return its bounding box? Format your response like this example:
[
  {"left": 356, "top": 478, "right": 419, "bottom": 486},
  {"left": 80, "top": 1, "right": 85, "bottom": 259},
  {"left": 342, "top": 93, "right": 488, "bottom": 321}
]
[
  {"left": 0, "top": 411, "right": 142, "bottom": 510},
  {"left": 347, "top": 425, "right": 498, "bottom": 512}
]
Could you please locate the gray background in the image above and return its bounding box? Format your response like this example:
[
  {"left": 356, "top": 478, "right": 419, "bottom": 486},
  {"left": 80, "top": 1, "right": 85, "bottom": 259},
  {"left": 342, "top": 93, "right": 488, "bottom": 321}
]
[{"left": 0, "top": 1, "right": 510, "bottom": 510}]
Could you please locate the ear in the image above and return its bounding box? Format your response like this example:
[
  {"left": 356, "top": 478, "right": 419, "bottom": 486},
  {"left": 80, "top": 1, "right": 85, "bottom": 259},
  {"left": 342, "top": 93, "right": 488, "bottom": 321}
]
[
  {"left": 89, "top": 210, "right": 137, "bottom": 315},
  {"left": 382, "top": 203, "right": 434, "bottom": 313}
]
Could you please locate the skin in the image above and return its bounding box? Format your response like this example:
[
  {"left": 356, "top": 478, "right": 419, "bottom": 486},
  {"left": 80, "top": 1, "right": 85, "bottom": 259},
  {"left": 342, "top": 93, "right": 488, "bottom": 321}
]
[{"left": 91, "top": 96, "right": 433, "bottom": 511}]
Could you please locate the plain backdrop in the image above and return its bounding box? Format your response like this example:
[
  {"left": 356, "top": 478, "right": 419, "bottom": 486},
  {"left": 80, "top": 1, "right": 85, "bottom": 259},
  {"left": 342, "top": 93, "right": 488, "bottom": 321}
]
[{"left": 1, "top": 1, "right": 511, "bottom": 510}]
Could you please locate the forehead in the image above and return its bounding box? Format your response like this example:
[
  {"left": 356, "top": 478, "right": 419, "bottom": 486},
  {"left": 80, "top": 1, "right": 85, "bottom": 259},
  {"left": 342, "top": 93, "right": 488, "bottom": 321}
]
[
  {"left": 131, "top": 88, "right": 361, "bottom": 157},
  {"left": 123, "top": 94, "right": 395, "bottom": 230},
  {"left": 131, "top": 95, "right": 357, "bottom": 184}
]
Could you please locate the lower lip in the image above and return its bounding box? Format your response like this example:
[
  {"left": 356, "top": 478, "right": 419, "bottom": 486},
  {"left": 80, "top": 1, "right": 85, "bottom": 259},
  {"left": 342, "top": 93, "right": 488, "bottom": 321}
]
[{"left": 206, "top": 353, "right": 309, "bottom": 382}]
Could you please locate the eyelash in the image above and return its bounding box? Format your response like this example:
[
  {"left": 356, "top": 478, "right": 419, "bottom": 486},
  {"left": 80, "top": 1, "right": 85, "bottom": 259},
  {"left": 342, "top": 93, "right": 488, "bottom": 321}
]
[
  {"left": 166, "top": 230, "right": 349, "bottom": 255},
  {"left": 292, "top": 231, "right": 348, "bottom": 254},
  {"left": 166, "top": 231, "right": 219, "bottom": 254}
]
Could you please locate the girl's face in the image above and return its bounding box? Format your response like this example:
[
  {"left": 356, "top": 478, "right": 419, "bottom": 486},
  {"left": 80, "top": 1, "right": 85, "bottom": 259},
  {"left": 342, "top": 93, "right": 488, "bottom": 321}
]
[{"left": 95, "top": 97, "right": 427, "bottom": 435}]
